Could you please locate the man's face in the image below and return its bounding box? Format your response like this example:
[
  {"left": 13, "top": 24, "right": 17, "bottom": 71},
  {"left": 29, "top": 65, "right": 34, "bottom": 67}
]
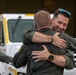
[{"left": 51, "top": 14, "right": 69, "bottom": 32}]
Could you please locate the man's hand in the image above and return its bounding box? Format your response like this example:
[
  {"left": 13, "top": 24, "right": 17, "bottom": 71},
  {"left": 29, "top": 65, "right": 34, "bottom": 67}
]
[
  {"left": 52, "top": 32, "right": 66, "bottom": 49},
  {"left": 31, "top": 45, "right": 50, "bottom": 62}
]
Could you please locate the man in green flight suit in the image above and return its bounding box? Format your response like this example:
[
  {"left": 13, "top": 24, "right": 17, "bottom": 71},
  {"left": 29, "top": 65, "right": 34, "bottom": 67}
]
[{"left": 12, "top": 9, "right": 76, "bottom": 75}]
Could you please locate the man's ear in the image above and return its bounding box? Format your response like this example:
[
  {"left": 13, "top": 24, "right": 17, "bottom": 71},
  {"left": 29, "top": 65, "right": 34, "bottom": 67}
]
[
  {"left": 50, "top": 18, "right": 54, "bottom": 25},
  {"left": 50, "top": 20, "right": 52, "bottom": 25},
  {"left": 34, "top": 22, "right": 37, "bottom": 29}
]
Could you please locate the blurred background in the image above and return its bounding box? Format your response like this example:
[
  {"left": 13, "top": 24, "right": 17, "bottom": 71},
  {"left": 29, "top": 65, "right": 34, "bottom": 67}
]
[{"left": 0, "top": 0, "right": 75, "bottom": 37}]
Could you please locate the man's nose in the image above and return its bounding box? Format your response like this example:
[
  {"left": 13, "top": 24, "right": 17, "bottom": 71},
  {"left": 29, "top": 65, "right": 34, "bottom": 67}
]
[{"left": 60, "top": 24, "right": 64, "bottom": 29}]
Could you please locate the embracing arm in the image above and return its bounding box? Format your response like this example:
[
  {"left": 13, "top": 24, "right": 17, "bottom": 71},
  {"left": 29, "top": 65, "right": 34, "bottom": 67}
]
[
  {"left": 12, "top": 44, "right": 28, "bottom": 68},
  {"left": 31, "top": 45, "right": 66, "bottom": 67},
  {"left": 22, "top": 29, "right": 66, "bottom": 48},
  {"left": 51, "top": 49, "right": 75, "bottom": 69},
  {"left": 0, "top": 52, "right": 12, "bottom": 64},
  {"left": 31, "top": 32, "right": 76, "bottom": 68},
  {"left": 52, "top": 33, "right": 76, "bottom": 69},
  {"left": 32, "top": 45, "right": 75, "bottom": 69},
  {"left": 22, "top": 29, "right": 52, "bottom": 43}
]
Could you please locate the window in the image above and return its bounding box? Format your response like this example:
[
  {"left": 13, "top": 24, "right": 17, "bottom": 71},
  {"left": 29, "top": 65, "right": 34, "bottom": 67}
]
[{"left": 8, "top": 19, "right": 34, "bottom": 42}]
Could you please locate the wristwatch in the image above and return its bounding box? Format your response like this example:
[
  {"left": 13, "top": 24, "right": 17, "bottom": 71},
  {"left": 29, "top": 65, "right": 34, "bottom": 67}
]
[{"left": 48, "top": 55, "right": 54, "bottom": 61}]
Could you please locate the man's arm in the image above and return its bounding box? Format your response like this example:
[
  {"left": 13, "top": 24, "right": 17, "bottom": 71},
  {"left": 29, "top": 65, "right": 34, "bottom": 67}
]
[
  {"left": 22, "top": 29, "right": 52, "bottom": 43},
  {"left": 51, "top": 49, "right": 75, "bottom": 69},
  {"left": 32, "top": 45, "right": 75, "bottom": 69},
  {"left": 32, "top": 33, "right": 76, "bottom": 69},
  {"left": 51, "top": 32, "right": 76, "bottom": 68},
  {"left": 23, "top": 29, "right": 66, "bottom": 49},
  {"left": 0, "top": 51, "right": 12, "bottom": 64},
  {"left": 12, "top": 44, "right": 28, "bottom": 68}
]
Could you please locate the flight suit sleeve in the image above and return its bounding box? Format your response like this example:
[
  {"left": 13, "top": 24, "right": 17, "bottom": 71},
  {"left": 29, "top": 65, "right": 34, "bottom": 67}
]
[
  {"left": 0, "top": 51, "right": 12, "bottom": 63},
  {"left": 12, "top": 44, "right": 28, "bottom": 68},
  {"left": 63, "top": 50, "right": 75, "bottom": 69},
  {"left": 22, "top": 29, "right": 36, "bottom": 44},
  {"left": 59, "top": 33, "right": 76, "bottom": 69}
]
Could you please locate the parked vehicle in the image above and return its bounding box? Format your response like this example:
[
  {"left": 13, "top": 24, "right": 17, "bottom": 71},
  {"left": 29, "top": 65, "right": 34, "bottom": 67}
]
[{"left": 0, "top": 14, "right": 34, "bottom": 75}]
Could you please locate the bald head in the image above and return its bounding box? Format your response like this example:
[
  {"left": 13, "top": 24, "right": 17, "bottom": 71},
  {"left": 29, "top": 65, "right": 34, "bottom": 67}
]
[{"left": 34, "top": 10, "right": 51, "bottom": 29}]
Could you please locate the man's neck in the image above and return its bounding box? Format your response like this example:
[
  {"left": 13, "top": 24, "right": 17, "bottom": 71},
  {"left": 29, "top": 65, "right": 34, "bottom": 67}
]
[{"left": 37, "top": 26, "right": 50, "bottom": 31}]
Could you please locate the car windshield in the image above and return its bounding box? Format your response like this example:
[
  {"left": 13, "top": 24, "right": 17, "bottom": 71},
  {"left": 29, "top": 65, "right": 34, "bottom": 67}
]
[{"left": 7, "top": 19, "right": 34, "bottom": 42}]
